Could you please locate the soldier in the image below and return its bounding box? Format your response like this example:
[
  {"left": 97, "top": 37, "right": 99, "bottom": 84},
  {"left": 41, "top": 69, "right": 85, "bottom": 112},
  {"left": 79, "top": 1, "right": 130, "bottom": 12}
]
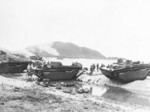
[
  {"left": 96, "top": 63, "right": 99, "bottom": 71},
  {"left": 26, "top": 62, "right": 34, "bottom": 80},
  {"left": 90, "top": 64, "right": 95, "bottom": 75}
]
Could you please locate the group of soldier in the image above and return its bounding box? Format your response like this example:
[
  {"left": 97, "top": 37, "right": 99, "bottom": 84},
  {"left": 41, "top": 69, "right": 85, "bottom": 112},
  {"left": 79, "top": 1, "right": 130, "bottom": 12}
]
[
  {"left": 27, "top": 59, "right": 103, "bottom": 77},
  {"left": 89, "top": 63, "right": 100, "bottom": 74}
]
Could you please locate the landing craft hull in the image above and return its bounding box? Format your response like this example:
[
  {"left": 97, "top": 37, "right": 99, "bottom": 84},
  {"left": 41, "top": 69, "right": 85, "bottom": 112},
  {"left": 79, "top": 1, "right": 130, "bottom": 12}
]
[
  {"left": 34, "top": 66, "right": 83, "bottom": 81},
  {"left": 0, "top": 62, "right": 29, "bottom": 73},
  {"left": 99, "top": 68, "right": 114, "bottom": 79},
  {"left": 117, "top": 68, "right": 150, "bottom": 82},
  {"left": 100, "top": 64, "right": 150, "bottom": 83}
]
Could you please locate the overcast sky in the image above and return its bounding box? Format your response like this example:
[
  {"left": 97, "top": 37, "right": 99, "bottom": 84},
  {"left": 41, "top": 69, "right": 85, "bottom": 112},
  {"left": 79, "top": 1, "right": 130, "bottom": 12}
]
[{"left": 1, "top": 0, "right": 150, "bottom": 61}]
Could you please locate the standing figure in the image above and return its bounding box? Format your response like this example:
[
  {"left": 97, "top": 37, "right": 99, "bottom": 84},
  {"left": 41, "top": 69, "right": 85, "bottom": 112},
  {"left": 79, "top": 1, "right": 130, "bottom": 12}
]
[
  {"left": 27, "top": 62, "right": 34, "bottom": 80},
  {"left": 90, "top": 64, "right": 95, "bottom": 75},
  {"left": 96, "top": 63, "right": 99, "bottom": 71}
]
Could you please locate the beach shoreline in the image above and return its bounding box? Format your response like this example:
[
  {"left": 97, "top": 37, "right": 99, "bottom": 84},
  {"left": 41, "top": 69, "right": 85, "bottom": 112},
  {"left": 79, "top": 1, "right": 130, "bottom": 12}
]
[{"left": 0, "top": 73, "right": 150, "bottom": 112}]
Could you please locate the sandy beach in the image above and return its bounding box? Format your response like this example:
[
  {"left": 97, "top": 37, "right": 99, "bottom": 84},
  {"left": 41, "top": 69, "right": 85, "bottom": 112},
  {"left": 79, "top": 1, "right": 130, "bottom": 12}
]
[{"left": 0, "top": 72, "right": 150, "bottom": 112}]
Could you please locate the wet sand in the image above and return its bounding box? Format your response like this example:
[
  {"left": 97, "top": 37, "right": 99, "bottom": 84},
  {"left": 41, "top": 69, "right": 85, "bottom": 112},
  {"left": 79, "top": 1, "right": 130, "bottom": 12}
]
[
  {"left": 78, "top": 72, "right": 150, "bottom": 108},
  {"left": 0, "top": 73, "right": 150, "bottom": 112}
]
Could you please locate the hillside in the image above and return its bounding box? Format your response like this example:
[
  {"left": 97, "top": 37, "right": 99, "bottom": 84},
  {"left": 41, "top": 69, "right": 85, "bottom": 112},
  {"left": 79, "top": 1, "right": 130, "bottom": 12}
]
[
  {"left": 0, "top": 48, "right": 28, "bottom": 62},
  {"left": 22, "top": 41, "right": 106, "bottom": 59},
  {"left": 52, "top": 42, "right": 106, "bottom": 59}
]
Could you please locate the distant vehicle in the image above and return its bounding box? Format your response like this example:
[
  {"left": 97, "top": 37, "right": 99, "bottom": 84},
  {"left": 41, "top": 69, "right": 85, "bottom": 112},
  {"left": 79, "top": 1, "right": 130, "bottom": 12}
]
[
  {"left": 56, "top": 57, "right": 64, "bottom": 60},
  {"left": 30, "top": 55, "right": 43, "bottom": 61},
  {"left": 100, "top": 62, "right": 150, "bottom": 83}
]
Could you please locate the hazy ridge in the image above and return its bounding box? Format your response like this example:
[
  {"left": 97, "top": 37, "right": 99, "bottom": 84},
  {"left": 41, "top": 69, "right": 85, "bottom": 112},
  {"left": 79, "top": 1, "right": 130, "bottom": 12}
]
[
  {"left": 1, "top": 41, "right": 112, "bottom": 59},
  {"left": 23, "top": 41, "right": 106, "bottom": 59}
]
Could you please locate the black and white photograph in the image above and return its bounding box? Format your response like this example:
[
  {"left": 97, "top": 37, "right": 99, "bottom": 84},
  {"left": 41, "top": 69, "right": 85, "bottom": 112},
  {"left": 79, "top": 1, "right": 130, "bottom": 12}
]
[{"left": 0, "top": 0, "right": 150, "bottom": 112}]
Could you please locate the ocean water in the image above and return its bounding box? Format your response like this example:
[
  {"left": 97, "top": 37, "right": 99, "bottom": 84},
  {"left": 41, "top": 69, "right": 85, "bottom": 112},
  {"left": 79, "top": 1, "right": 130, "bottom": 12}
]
[{"left": 44, "top": 58, "right": 116, "bottom": 68}]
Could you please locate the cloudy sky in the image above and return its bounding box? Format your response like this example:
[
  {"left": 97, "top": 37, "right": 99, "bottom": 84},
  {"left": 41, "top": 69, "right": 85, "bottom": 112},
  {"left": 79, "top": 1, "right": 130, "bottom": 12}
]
[{"left": 0, "top": 0, "right": 150, "bottom": 61}]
